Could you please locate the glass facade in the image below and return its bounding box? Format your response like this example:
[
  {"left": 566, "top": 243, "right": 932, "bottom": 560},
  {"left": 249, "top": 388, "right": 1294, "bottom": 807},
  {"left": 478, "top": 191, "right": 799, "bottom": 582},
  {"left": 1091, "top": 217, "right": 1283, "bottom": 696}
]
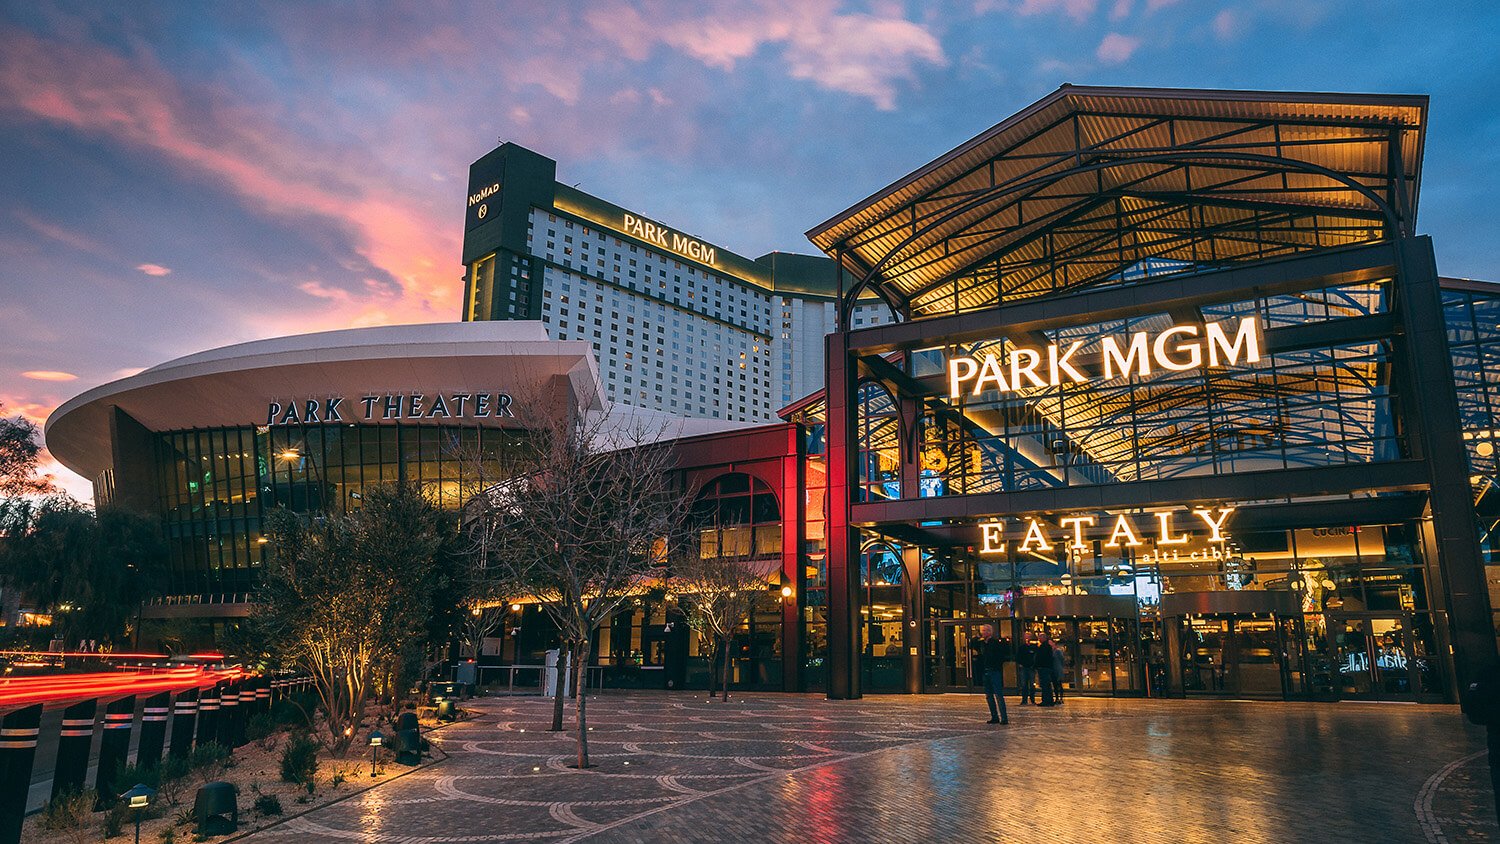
[
  {"left": 912, "top": 280, "right": 1399, "bottom": 494},
  {"left": 152, "top": 423, "right": 526, "bottom": 598},
  {"left": 1444, "top": 284, "right": 1500, "bottom": 646}
]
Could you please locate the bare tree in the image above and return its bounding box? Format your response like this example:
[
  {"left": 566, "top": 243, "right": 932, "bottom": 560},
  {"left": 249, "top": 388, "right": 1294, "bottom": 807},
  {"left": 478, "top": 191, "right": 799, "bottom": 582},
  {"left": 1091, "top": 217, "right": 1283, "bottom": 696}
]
[
  {"left": 671, "top": 525, "right": 774, "bottom": 702},
  {"left": 469, "top": 390, "right": 691, "bottom": 769}
]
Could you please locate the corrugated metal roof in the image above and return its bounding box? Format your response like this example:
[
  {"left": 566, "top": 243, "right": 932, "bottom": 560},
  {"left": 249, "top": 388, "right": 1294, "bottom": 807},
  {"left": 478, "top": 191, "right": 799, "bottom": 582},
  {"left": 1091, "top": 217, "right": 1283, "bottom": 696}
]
[{"left": 807, "top": 85, "right": 1426, "bottom": 320}]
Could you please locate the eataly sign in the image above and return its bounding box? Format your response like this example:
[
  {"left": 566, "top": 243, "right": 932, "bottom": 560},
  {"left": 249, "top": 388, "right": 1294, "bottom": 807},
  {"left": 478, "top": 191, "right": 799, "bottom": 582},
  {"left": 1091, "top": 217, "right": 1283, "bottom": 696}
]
[{"left": 977, "top": 507, "right": 1236, "bottom": 555}]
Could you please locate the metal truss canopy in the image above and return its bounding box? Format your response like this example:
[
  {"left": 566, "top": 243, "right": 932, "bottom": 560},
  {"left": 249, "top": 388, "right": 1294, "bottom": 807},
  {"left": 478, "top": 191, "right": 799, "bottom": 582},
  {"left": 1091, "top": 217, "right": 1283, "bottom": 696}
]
[{"left": 806, "top": 85, "right": 1427, "bottom": 322}]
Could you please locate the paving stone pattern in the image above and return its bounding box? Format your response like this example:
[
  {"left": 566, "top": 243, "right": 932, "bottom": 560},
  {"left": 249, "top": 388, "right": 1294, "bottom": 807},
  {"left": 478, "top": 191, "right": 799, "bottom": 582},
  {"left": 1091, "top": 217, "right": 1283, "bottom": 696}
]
[{"left": 242, "top": 692, "right": 1496, "bottom": 843}]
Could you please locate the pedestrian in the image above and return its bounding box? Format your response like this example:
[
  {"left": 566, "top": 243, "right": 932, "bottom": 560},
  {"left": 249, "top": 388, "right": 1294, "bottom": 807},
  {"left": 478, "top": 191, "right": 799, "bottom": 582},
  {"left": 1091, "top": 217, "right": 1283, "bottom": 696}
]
[
  {"left": 1035, "top": 633, "right": 1056, "bottom": 706},
  {"left": 1016, "top": 631, "right": 1038, "bottom": 705},
  {"left": 1462, "top": 659, "right": 1500, "bottom": 819},
  {"left": 973, "top": 624, "right": 1010, "bottom": 724},
  {"left": 1051, "top": 637, "right": 1066, "bottom": 704}
]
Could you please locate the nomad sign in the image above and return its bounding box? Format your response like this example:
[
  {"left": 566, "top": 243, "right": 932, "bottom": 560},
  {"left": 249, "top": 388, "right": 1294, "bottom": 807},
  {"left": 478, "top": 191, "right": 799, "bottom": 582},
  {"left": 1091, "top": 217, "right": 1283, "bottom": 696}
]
[
  {"left": 267, "top": 393, "right": 515, "bottom": 426},
  {"left": 948, "top": 317, "right": 1262, "bottom": 398},
  {"left": 977, "top": 507, "right": 1236, "bottom": 555},
  {"left": 622, "top": 214, "right": 717, "bottom": 265}
]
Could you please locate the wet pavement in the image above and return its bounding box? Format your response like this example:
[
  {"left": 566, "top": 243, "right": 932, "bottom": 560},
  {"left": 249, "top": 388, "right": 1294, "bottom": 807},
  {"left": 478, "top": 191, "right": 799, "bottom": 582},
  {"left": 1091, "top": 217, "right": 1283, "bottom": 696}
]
[{"left": 240, "top": 692, "right": 1496, "bottom": 843}]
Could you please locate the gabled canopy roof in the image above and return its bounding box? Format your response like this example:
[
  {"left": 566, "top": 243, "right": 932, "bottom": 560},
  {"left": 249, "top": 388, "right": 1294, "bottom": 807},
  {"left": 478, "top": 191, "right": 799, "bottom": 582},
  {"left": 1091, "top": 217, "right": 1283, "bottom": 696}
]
[{"left": 806, "top": 85, "right": 1427, "bottom": 321}]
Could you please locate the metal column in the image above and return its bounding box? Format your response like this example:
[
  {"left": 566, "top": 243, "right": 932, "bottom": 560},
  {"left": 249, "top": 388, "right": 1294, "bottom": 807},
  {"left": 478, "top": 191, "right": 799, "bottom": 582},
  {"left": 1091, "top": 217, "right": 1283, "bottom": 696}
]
[
  {"left": 136, "top": 691, "right": 170, "bottom": 769},
  {"left": 169, "top": 687, "right": 198, "bottom": 759}
]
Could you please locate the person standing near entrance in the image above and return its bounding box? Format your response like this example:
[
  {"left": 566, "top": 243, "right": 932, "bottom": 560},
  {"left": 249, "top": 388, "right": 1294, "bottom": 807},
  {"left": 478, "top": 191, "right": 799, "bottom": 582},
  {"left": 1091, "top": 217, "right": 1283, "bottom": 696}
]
[
  {"left": 977, "top": 624, "right": 1010, "bottom": 725},
  {"left": 1017, "top": 631, "right": 1039, "bottom": 704},
  {"left": 1035, "top": 633, "right": 1057, "bottom": 706},
  {"left": 1050, "top": 636, "right": 1066, "bottom": 704},
  {"left": 1462, "top": 660, "right": 1500, "bottom": 819}
]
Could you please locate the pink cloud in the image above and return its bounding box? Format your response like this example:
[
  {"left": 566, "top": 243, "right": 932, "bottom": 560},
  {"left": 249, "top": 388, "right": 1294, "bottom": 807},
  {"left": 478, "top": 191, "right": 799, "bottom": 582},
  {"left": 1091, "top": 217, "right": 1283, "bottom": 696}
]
[
  {"left": 586, "top": 0, "right": 946, "bottom": 110},
  {"left": 21, "top": 371, "right": 77, "bottom": 382},
  {"left": 137, "top": 263, "right": 171, "bottom": 276},
  {"left": 0, "top": 29, "right": 461, "bottom": 333},
  {"left": 1096, "top": 32, "right": 1141, "bottom": 63},
  {"left": 1014, "top": 0, "right": 1098, "bottom": 23}
]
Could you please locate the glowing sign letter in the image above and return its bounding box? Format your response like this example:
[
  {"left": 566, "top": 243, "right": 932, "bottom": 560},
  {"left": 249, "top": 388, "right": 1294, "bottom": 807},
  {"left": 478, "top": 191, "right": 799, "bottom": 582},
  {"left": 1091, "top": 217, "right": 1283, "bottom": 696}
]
[
  {"left": 981, "top": 522, "right": 1005, "bottom": 554},
  {"left": 948, "top": 357, "right": 978, "bottom": 398},
  {"left": 1018, "top": 519, "right": 1053, "bottom": 551},
  {"left": 1010, "top": 348, "right": 1048, "bottom": 389},
  {"left": 1049, "top": 340, "right": 1088, "bottom": 386},
  {"left": 1153, "top": 326, "right": 1202, "bottom": 371},
  {"left": 1105, "top": 515, "right": 1143, "bottom": 547},
  {"left": 1194, "top": 507, "right": 1236, "bottom": 542},
  {"left": 1155, "top": 511, "right": 1189, "bottom": 545},
  {"left": 1060, "top": 516, "right": 1096, "bottom": 550},
  {"left": 1206, "top": 317, "right": 1262, "bottom": 367},
  {"left": 1101, "top": 332, "right": 1151, "bottom": 378},
  {"left": 971, "top": 354, "right": 1010, "bottom": 395}
]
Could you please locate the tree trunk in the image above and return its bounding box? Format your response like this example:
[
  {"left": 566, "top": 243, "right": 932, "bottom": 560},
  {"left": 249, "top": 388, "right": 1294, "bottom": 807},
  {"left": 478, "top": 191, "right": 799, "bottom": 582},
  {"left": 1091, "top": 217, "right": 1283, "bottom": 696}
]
[
  {"left": 550, "top": 647, "right": 569, "bottom": 731},
  {"left": 720, "top": 634, "right": 732, "bottom": 703},
  {"left": 706, "top": 639, "right": 718, "bottom": 699},
  {"left": 573, "top": 641, "right": 590, "bottom": 769}
]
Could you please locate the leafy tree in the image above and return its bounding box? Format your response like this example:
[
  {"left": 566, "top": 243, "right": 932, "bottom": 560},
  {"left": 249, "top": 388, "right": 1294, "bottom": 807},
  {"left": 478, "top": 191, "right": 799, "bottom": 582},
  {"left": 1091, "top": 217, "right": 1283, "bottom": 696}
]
[
  {"left": 0, "top": 402, "right": 54, "bottom": 497},
  {"left": 254, "top": 482, "right": 461, "bottom": 756},
  {"left": 470, "top": 400, "right": 691, "bottom": 769},
  {"left": 0, "top": 497, "right": 166, "bottom": 646}
]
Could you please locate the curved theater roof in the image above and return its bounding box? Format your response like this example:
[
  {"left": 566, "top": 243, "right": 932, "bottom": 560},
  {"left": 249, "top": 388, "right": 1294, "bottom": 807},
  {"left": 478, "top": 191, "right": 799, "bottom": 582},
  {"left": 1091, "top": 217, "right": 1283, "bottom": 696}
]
[
  {"left": 807, "top": 85, "right": 1428, "bottom": 320},
  {"left": 46, "top": 322, "right": 604, "bottom": 481}
]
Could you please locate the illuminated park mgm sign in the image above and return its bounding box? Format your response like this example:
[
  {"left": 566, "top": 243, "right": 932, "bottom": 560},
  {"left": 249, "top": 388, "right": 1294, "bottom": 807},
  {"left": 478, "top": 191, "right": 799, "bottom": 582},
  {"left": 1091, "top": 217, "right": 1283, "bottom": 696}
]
[
  {"left": 977, "top": 507, "right": 1236, "bottom": 556},
  {"left": 622, "top": 214, "right": 718, "bottom": 266},
  {"left": 947, "top": 317, "right": 1262, "bottom": 398},
  {"left": 267, "top": 393, "right": 516, "bottom": 426}
]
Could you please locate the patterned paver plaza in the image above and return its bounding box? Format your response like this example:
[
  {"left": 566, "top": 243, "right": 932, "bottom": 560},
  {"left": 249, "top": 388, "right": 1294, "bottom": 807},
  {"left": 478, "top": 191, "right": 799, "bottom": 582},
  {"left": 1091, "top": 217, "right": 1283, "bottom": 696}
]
[{"left": 241, "top": 692, "right": 1496, "bottom": 843}]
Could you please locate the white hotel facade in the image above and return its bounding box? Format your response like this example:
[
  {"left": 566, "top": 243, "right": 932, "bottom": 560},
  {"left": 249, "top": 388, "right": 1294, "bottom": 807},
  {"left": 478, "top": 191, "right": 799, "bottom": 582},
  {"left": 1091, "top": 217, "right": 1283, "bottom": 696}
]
[{"left": 460, "top": 143, "right": 891, "bottom": 421}]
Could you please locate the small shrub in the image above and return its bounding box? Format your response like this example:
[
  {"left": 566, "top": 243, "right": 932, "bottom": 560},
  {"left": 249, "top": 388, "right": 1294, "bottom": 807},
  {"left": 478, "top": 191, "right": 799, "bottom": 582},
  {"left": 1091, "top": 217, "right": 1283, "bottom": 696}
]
[
  {"left": 279, "top": 733, "right": 319, "bottom": 787},
  {"left": 253, "top": 793, "right": 283, "bottom": 816},
  {"left": 40, "top": 788, "right": 93, "bottom": 831},
  {"left": 189, "top": 742, "right": 232, "bottom": 783},
  {"left": 171, "top": 808, "right": 196, "bottom": 827},
  {"left": 107, "top": 761, "right": 162, "bottom": 795},
  {"left": 102, "top": 802, "right": 129, "bottom": 838},
  {"left": 155, "top": 756, "right": 192, "bottom": 807},
  {"left": 158, "top": 827, "right": 176, "bottom": 843}
]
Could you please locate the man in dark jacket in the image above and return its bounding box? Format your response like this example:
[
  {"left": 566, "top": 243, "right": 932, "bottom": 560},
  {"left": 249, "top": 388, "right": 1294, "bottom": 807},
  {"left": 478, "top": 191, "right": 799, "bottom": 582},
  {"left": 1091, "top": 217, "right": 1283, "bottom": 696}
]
[
  {"left": 1035, "top": 634, "right": 1057, "bottom": 706},
  {"left": 975, "top": 624, "right": 1010, "bottom": 724},
  {"left": 1016, "top": 632, "right": 1038, "bottom": 704}
]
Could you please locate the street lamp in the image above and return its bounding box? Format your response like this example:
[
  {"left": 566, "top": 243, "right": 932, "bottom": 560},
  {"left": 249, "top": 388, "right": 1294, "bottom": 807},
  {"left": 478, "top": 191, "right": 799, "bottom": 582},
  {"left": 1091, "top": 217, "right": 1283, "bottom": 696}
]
[
  {"left": 120, "top": 783, "right": 156, "bottom": 844},
  {"left": 368, "top": 730, "right": 384, "bottom": 776}
]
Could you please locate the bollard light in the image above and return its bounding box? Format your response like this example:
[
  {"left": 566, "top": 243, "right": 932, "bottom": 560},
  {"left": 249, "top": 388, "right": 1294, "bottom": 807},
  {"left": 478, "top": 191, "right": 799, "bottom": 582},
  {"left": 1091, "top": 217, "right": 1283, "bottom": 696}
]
[
  {"left": 369, "top": 729, "right": 385, "bottom": 775},
  {"left": 120, "top": 783, "right": 156, "bottom": 844}
]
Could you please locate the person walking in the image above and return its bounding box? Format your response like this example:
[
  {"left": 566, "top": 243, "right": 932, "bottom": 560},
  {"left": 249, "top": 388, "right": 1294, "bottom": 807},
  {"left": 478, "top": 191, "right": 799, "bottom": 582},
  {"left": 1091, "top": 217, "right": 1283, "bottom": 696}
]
[
  {"left": 975, "top": 624, "right": 1010, "bottom": 725},
  {"left": 1016, "top": 631, "right": 1038, "bottom": 705},
  {"left": 1050, "top": 636, "right": 1067, "bottom": 704},
  {"left": 1035, "top": 633, "right": 1056, "bottom": 707}
]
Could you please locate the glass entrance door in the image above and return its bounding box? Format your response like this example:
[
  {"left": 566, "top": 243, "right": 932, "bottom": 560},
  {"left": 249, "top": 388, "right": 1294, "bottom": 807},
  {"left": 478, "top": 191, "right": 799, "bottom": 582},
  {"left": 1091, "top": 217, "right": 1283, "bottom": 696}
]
[
  {"left": 1178, "top": 615, "right": 1298, "bottom": 698},
  {"left": 1331, "top": 616, "right": 1417, "bottom": 700},
  {"left": 930, "top": 620, "right": 995, "bottom": 692}
]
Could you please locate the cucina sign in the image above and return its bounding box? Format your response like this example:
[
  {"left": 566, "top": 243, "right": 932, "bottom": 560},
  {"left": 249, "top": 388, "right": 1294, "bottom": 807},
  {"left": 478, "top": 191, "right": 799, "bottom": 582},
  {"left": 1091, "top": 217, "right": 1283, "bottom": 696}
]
[
  {"left": 948, "top": 317, "right": 1262, "bottom": 398},
  {"left": 267, "top": 392, "right": 516, "bottom": 426},
  {"left": 977, "top": 507, "right": 1236, "bottom": 555}
]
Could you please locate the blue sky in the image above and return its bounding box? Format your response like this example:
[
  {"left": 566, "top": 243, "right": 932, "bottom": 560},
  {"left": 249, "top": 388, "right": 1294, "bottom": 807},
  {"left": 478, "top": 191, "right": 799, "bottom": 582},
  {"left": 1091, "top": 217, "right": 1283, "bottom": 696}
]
[{"left": 2, "top": 0, "right": 1498, "bottom": 498}]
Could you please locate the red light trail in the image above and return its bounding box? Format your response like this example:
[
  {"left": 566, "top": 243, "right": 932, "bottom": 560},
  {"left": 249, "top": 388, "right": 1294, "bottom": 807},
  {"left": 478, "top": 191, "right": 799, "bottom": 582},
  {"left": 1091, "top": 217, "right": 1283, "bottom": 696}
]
[{"left": 0, "top": 668, "right": 245, "bottom": 712}]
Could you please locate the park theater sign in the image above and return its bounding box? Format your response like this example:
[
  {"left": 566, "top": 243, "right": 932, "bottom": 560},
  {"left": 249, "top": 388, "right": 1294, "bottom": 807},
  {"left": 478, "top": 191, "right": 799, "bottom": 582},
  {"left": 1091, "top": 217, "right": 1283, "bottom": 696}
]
[{"left": 947, "top": 316, "right": 1263, "bottom": 398}]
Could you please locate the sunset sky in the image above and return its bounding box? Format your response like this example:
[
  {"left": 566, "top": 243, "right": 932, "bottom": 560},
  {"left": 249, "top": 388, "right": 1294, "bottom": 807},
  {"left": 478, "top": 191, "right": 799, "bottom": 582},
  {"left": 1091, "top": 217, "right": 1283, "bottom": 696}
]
[{"left": 2, "top": 1, "right": 1498, "bottom": 501}]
